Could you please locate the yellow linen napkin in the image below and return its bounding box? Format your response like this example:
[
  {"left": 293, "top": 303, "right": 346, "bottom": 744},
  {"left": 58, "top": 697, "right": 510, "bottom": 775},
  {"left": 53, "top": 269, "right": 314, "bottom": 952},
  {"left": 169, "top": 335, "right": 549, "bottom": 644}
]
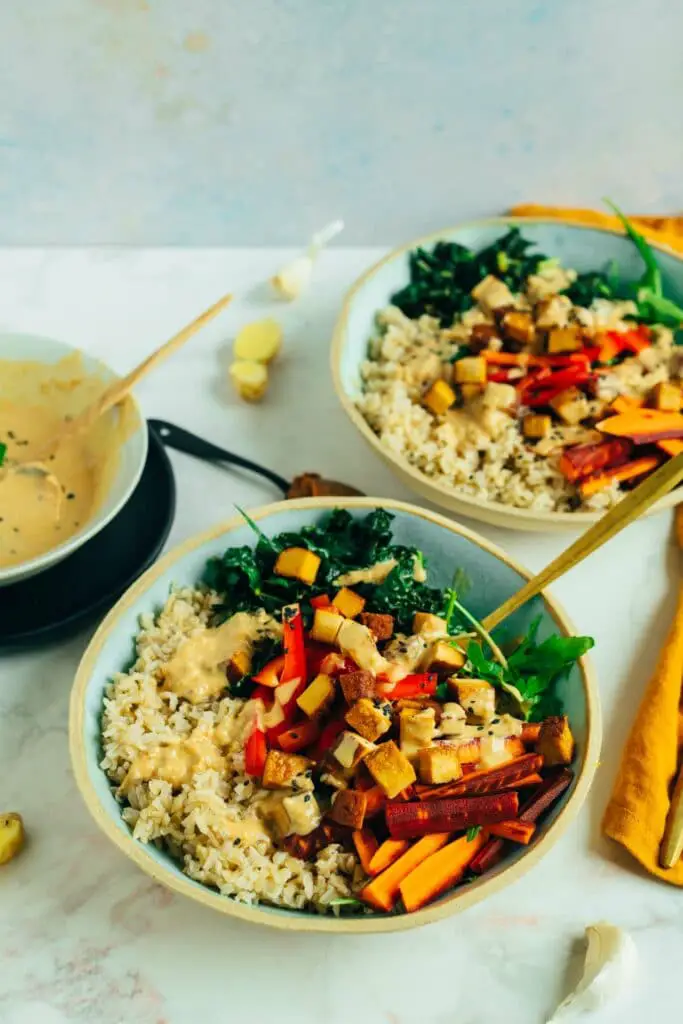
[{"left": 512, "top": 205, "right": 683, "bottom": 880}]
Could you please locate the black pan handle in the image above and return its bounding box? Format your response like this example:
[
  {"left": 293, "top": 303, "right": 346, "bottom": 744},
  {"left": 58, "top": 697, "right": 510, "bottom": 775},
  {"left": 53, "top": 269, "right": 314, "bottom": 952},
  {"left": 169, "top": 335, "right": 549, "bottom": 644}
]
[{"left": 149, "top": 419, "right": 290, "bottom": 495}]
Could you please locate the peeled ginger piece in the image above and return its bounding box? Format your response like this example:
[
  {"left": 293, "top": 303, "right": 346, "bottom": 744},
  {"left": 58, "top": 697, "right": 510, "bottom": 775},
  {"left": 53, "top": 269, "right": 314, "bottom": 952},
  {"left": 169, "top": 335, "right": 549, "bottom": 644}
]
[
  {"left": 230, "top": 360, "right": 269, "bottom": 402},
  {"left": 0, "top": 812, "right": 25, "bottom": 865},
  {"left": 234, "top": 318, "right": 282, "bottom": 365}
]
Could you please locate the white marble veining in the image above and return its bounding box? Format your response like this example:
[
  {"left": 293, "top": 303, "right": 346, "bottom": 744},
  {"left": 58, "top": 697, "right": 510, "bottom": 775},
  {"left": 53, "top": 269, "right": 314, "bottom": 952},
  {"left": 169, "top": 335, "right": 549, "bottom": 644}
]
[{"left": 0, "top": 249, "right": 681, "bottom": 1023}]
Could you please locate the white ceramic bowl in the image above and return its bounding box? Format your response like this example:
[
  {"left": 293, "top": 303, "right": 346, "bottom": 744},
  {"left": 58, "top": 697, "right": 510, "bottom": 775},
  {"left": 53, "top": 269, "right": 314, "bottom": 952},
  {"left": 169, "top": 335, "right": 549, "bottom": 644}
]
[
  {"left": 0, "top": 333, "right": 147, "bottom": 586},
  {"left": 331, "top": 217, "right": 683, "bottom": 531},
  {"left": 70, "top": 497, "right": 601, "bottom": 933}
]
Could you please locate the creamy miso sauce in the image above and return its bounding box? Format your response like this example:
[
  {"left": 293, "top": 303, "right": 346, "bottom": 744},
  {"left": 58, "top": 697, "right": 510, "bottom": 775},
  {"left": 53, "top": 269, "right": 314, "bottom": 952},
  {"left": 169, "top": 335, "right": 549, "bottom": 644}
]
[
  {"left": 162, "top": 610, "right": 282, "bottom": 704},
  {"left": 0, "top": 354, "right": 137, "bottom": 569}
]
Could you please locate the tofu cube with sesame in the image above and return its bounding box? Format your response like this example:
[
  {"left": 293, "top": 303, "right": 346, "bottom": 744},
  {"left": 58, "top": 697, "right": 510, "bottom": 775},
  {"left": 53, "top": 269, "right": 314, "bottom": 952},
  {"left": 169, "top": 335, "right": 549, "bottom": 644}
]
[
  {"left": 274, "top": 547, "right": 321, "bottom": 585},
  {"left": 536, "top": 715, "right": 575, "bottom": 766},
  {"left": 421, "top": 640, "right": 467, "bottom": 673},
  {"left": 546, "top": 326, "right": 582, "bottom": 354},
  {"left": 332, "top": 587, "right": 366, "bottom": 619},
  {"left": 331, "top": 730, "right": 377, "bottom": 770},
  {"left": 438, "top": 702, "right": 467, "bottom": 737},
  {"left": 310, "top": 607, "right": 345, "bottom": 645},
  {"left": 523, "top": 414, "right": 552, "bottom": 439},
  {"left": 454, "top": 356, "right": 487, "bottom": 385},
  {"left": 365, "top": 740, "right": 417, "bottom": 798},
  {"left": 549, "top": 387, "right": 589, "bottom": 425},
  {"left": 296, "top": 673, "right": 336, "bottom": 719},
  {"left": 345, "top": 697, "right": 393, "bottom": 742},
  {"left": 328, "top": 789, "right": 367, "bottom": 829},
  {"left": 418, "top": 744, "right": 463, "bottom": 785},
  {"left": 423, "top": 379, "right": 456, "bottom": 416},
  {"left": 471, "top": 275, "right": 515, "bottom": 315},
  {"left": 451, "top": 678, "right": 496, "bottom": 721},
  {"left": 399, "top": 706, "right": 436, "bottom": 763},
  {"left": 262, "top": 750, "right": 314, "bottom": 790},
  {"left": 339, "top": 670, "right": 376, "bottom": 703}
]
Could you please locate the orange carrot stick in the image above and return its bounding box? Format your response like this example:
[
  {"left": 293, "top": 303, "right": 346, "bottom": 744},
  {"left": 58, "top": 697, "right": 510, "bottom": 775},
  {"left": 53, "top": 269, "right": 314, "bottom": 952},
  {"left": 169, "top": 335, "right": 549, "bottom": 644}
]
[
  {"left": 418, "top": 754, "right": 542, "bottom": 800},
  {"left": 352, "top": 828, "right": 379, "bottom": 874},
  {"left": 360, "top": 834, "right": 451, "bottom": 911},
  {"left": 399, "top": 831, "right": 487, "bottom": 912},
  {"left": 610, "top": 394, "right": 645, "bottom": 414},
  {"left": 367, "top": 838, "right": 410, "bottom": 876},
  {"left": 579, "top": 456, "right": 660, "bottom": 497},
  {"left": 487, "top": 820, "right": 536, "bottom": 845},
  {"left": 658, "top": 439, "right": 683, "bottom": 457}
]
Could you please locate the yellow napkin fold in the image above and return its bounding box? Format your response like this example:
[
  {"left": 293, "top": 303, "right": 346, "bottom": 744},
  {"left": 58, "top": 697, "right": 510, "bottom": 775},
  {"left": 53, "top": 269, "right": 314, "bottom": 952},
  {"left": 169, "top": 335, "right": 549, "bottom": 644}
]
[
  {"left": 509, "top": 203, "right": 683, "bottom": 255},
  {"left": 511, "top": 204, "right": 683, "bottom": 881}
]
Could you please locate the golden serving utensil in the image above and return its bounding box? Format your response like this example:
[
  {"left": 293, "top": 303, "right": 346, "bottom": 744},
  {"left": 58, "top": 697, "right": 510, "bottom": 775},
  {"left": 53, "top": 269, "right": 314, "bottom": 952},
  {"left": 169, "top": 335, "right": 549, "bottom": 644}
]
[
  {"left": 483, "top": 451, "right": 683, "bottom": 632},
  {"left": 659, "top": 506, "right": 683, "bottom": 869}
]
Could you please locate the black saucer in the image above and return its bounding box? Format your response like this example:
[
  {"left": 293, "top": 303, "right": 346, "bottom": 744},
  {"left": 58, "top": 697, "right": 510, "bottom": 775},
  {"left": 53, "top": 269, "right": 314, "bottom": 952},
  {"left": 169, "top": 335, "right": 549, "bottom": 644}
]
[{"left": 0, "top": 426, "right": 176, "bottom": 649}]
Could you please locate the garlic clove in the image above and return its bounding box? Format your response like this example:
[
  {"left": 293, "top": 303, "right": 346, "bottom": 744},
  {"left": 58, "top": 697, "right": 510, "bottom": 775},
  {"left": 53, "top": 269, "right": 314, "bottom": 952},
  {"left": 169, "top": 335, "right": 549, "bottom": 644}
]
[
  {"left": 271, "top": 219, "right": 344, "bottom": 300},
  {"left": 547, "top": 921, "right": 637, "bottom": 1022}
]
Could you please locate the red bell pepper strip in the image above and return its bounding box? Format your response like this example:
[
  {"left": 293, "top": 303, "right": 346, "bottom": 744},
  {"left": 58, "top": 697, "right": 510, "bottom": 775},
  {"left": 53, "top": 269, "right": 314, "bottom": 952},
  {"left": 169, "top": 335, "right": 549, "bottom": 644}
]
[
  {"left": 619, "top": 325, "right": 651, "bottom": 354},
  {"left": 525, "top": 367, "right": 592, "bottom": 407},
  {"left": 487, "top": 369, "right": 516, "bottom": 383},
  {"left": 387, "top": 673, "right": 438, "bottom": 699},
  {"left": 251, "top": 684, "right": 276, "bottom": 704},
  {"left": 308, "top": 715, "right": 347, "bottom": 760},
  {"left": 306, "top": 642, "right": 336, "bottom": 677},
  {"left": 244, "top": 727, "right": 267, "bottom": 777},
  {"left": 536, "top": 352, "right": 591, "bottom": 370},
  {"left": 278, "top": 720, "right": 321, "bottom": 753},
  {"left": 516, "top": 367, "right": 552, "bottom": 401},
  {"left": 281, "top": 604, "right": 306, "bottom": 684},
  {"left": 252, "top": 654, "right": 285, "bottom": 688},
  {"left": 310, "top": 594, "right": 332, "bottom": 609}
]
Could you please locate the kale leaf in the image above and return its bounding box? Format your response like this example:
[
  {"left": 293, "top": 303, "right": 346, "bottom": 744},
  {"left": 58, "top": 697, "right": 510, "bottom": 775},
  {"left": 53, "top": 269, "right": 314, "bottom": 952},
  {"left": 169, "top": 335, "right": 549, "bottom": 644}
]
[{"left": 0, "top": 442, "right": 5, "bottom": 468}]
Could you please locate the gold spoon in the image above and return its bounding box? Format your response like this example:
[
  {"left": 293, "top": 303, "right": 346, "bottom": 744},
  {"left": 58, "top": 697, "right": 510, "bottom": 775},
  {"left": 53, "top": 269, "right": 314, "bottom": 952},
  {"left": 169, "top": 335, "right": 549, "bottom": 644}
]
[{"left": 484, "top": 451, "right": 683, "bottom": 632}]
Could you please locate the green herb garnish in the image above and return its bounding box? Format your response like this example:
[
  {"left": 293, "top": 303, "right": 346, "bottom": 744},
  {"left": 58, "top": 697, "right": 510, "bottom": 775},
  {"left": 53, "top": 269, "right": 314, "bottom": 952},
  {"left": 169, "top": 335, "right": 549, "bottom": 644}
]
[
  {"left": 466, "top": 826, "right": 482, "bottom": 842},
  {"left": 0, "top": 442, "right": 6, "bottom": 468}
]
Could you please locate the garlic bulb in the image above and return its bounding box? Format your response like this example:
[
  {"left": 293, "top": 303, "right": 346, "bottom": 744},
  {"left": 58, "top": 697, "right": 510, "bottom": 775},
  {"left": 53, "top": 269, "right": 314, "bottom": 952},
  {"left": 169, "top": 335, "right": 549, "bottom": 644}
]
[
  {"left": 547, "top": 922, "right": 637, "bottom": 1021},
  {"left": 271, "top": 219, "right": 344, "bottom": 300}
]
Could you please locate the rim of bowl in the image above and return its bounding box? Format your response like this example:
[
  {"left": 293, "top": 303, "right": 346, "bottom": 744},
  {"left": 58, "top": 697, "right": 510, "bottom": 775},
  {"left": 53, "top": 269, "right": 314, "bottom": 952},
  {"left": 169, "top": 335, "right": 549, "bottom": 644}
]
[
  {"left": 330, "top": 216, "right": 683, "bottom": 528},
  {"left": 0, "top": 334, "right": 148, "bottom": 583},
  {"left": 69, "top": 496, "right": 602, "bottom": 933}
]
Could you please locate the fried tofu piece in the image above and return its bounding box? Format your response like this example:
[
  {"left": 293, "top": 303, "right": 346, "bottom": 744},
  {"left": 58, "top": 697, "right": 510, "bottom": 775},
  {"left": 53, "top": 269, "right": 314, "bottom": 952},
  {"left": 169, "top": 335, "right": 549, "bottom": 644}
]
[
  {"left": 418, "top": 744, "right": 463, "bottom": 785},
  {"left": 399, "top": 706, "right": 436, "bottom": 763},
  {"left": 546, "top": 326, "right": 582, "bottom": 354},
  {"left": 412, "top": 612, "right": 448, "bottom": 638},
  {"left": 424, "top": 379, "right": 456, "bottom": 416},
  {"left": 549, "top": 386, "right": 589, "bottom": 425},
  {"left": 227, "top": 647, "right": 252, "bottom": 681},
  {"left": 340, "top": 670, "right": 376, "bottom": 703},
  {"left": 460, "top": 383, "right": 485, "bottom": 402},
  {"left": 296, "top": 673, "right": 336, "bottom": 718},
  {"left": 454, "top": 356, "right": 486, "bottom": 385},
  {"left": 471, "top": 275, "right": 515, "bottom": 315},
  {"left": 358, "top": 612, "right": 394, "bottom": 641},
  {"left": 469, "top": 322, "right": 498, "bottom": 351},
  {"left": 523, "top": 413, "right": 552, "bottom": 439},
  {"left": 536, "top": 715, "right": 575, "bottom": 766},
  {"left": 274, "top": 546, "right": 321, "bottom": 585},
  {"left": 365, "top": 740, "right": 417, "bottom": 799},
  {"left": 328, "top": 789, "right": 368, "bottom": 829},
  {"left": 345, "top": 698, "right": 393, "bottom": 742},
  {"left": 310, "top": 607, "right": 345, "bottom": 645},
  {"left": 262, "top": 750, "right": 314, "bottom": 790},
  {"left": 331, "top": 730, "right": 377, "bottom": 770},
  {"left": 421, "top": 640, "right": 467, "bottom": 673},
  {"left": 652, "top": 381, "right": 682, "bottom": 412},
  {"left": 332, "top": 587, "right": 366, "bottom": 619},
  {"left": 501, "top": 310, "right": 535, "bottom": 344},
  {"left": 437, "top": 702, "right": 467, "bottom": 737},
  {"left": 451, "top": 678, "right": 496, "bottom": 721}
]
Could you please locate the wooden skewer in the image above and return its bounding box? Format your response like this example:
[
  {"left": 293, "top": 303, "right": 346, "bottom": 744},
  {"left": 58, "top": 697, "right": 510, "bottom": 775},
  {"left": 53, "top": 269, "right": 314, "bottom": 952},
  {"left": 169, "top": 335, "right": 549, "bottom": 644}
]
[
  {"left": 23, "top": 291, "right": 233, "bottom": 464},
  {"left": 483, "top": 451, "right": 683, "bottom": 632}
]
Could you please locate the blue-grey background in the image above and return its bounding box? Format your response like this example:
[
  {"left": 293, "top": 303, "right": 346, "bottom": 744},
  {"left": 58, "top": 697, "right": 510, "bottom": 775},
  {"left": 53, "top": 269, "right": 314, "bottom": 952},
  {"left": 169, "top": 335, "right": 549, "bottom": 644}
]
[{"left": 1, "top": 0, "right": 681, "bottom": 245}]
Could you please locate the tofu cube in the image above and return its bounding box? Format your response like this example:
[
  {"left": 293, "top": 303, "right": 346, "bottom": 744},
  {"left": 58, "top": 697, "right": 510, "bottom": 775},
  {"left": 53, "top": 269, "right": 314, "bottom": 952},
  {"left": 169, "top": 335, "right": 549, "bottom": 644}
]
[
  {"left": 460, "top": 383, "right": 485, "bottom": 402},
  {"left": 399, "top": 706, "right": 436, "bottom": 763},
  {"left": 469, "top": 322, "right": 498, "bottom": 351},
  {"left": 536, "top": 715, "right": 575, "bottom": 766},
  {"left": 438, "top": 702, "right": 467, "bottom": 737},
  {"left": 365, "top": 740, "right": 417, "bottom": 798},
  {"left": 358, "top": 612, "right": 395, "bottom": 641},
  {"left": 471, "top": 275, "right": 515, "bottom": 315},
  {"left": 310, "top": 607, "right": 345, "bottom": 645},
  {"left": 331, "top": 730, "right": 377, "bottom": 770},
  {"left": 328, "top": 789, "right": 367, "bottom": 829},
  {"left": 262, "top": 750, "right": 313, "bottom": 790},
  {"left": 345, "top": 698, "right": 393, "bottom": 742},
  {"left": 454, "top": 356, "right": 486, "bottom": 385},
  {"left": 423, "top": 379, "right": 456, "bottom": 416},
  {"left": 421, "top": 640, "right": 467, "bottom": 673},
  {"left": 339, "top": 670, "right": 376, "bottom": 703},
  {"left": 452, "top": 678, "right": 496, "bottom": 721},
  {"left": 501, "top": 311, "right": 535, "bottom": 344},
  {"left": 418, "top": 745, "right": 463, "bottom": 785},
  {"left": 227, "top": 648, "right": 251, "bottom": 681},
  {"left": 523, "top": 413, "right": 552, "bottom": 439},
  {"left": 274, "top": 546, "right": 321, "bottom": 585},
  {"left": 549, "top": 387, "right": 590, "bottom": 425},
  {"left": 413, "top": 611, "right": 448, "bottom": 638},
  {"left": 652, "top": 381, "right": 682, "bottom": 412},
  {"left": 332, "top": 587, "right": 366, "bottom": 619},
  {"left": 546, "top": 326, "right": 582, "bottom": 354},
  {"left": 296, "top": 673, "right": 336, "bottom": 718}
]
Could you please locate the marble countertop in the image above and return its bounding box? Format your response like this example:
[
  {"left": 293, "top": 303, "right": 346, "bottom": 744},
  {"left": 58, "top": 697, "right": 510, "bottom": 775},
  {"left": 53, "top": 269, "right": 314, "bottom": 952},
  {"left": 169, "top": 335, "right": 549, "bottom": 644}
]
[{"left": 1, "top": 249, "right": 681, "bottom": 1023}]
